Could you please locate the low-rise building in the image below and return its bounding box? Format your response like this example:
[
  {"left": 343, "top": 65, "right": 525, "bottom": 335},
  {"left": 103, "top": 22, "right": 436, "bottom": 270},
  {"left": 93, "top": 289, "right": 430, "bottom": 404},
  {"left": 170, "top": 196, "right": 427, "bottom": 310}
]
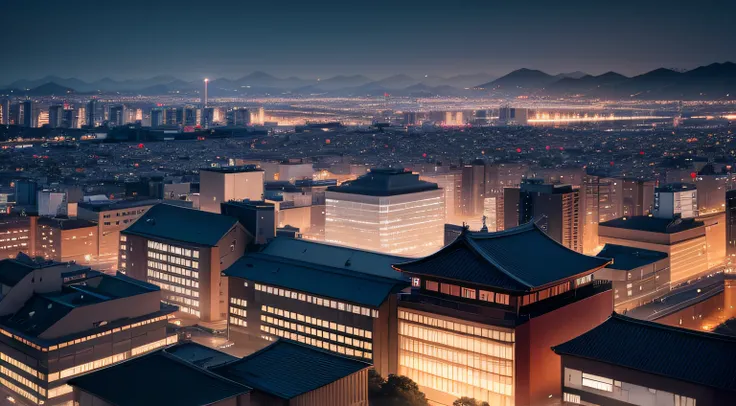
[
  {"left": 595, "top": 244, "right": 670, "bottom": 312},
  {"left": 36, "top": 217, "right": 98, "bottom": 267},
  {"left": 223, "top": 237, "right": 409, "bottom": 377},
  {"left": 0, "top": 256, "right": 177, "bottom": 405},
  {"left": 598, "top": 216, "right": 708, "bottom": 287},
  {"left": 553, "top": 313, "right": 736, "bottom": 406},
  {"left": 393, "top": 223, "right": 614, "bottom": 405}
]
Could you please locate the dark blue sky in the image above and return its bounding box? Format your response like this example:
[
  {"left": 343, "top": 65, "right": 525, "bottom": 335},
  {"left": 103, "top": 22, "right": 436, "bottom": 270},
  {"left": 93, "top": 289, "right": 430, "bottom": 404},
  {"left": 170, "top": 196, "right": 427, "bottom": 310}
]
[{"left": 2, "top": 0, "right": 735, "bottom": 82}]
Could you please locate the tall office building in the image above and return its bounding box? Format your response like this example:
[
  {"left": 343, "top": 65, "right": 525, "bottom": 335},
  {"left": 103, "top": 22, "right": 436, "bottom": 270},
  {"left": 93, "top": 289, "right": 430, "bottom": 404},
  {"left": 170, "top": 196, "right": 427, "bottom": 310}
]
[
  {"left": 228, "top": 108, "right": 251, "bottom": 127},
  {"left": 0, "top": 99, "right": 9, "bottom": 125},
  {"left": 48, "top": 105, "right": 64, "bottom": 128},
  {"left": 460, "top": 160, "right": 490, "bottom": 217},
  {"left": 420, "top": 170, "right": 460, "bottom": 221},
  {"left": 653, "top": 183, "right": 698, "bottom": 219},
  {"left": 120, "top": 204, "right": 250, "bottom": 322},
  {"left": 19, "top": 100, "right": 33, "bottom": 127},
  {"left": 199, "top": 166, "right": 265, "bottom": 214},
  {"left": 621, "top": 178, "right": 656, "bottom": 217},
  {"left": 86, "top": 99, "right": 98, "bottom": 127},
  {"left": 394, "top": 223, "right": 613, "bottom": 405},
  {"left": 108, "top": 105, "right": 124, "bottom": 127},
  {"left": 504, "top": 179, "right": 583, "bottom": 252},
  {"left": 325, "top": 168, "right": 444, "bottom": 257},
  {"left": 727, "top": 190, "right": 736, "bottom": 267},
  {"left": 583, "top": 175, "right": 623, "bottom": 254}
]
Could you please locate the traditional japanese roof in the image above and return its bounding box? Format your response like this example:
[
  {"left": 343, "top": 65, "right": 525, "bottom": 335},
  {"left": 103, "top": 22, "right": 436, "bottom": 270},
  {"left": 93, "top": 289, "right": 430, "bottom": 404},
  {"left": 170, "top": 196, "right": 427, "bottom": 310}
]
[
  {"left": 211, "top": 339, "right": 370, "bottom": 400},
  {"left": 553, "top": 313, "right": 736, "bottom": 392},
  {"left": 394, "top": 222, "right": 611, "bottom": 291}
]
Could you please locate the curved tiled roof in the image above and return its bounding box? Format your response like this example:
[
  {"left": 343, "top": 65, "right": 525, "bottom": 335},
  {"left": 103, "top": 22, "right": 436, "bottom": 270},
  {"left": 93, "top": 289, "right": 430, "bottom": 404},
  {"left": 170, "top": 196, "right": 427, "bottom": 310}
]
[
  {"left": 553, "top": 313, "right": 736, "bottom": 392},
  {"left": 395, "top": 222, "right": 611, "bottom": 291}
]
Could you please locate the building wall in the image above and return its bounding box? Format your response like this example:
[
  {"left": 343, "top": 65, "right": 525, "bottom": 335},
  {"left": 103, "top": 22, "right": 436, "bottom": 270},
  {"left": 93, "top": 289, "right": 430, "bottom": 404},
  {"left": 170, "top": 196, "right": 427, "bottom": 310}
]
[
  {"left": 594, "top": 259, "right": 670, "bottom": 313},
  {"left": 700, "top": 212, "right": 726, "bottom": 269},
  {"left": 514, "top": 288, "right": 613, "bottom": 406},
  {"left": 75, "top": 389, "right": 249, "bottom": 406},
  {"left": 0, "top": 216, "right": 32, "bottom": 259},
  {"left": 77, "top": 204, "right": 154, "bottom": 272},
  {"left": 200, "top": 170, "right": 265, "bottom": 214},
  {"left": 396, "top": 307, "right": 515, "bottom": 406},
  {"left": 325, "top": 189, "right": 444, "bottom": 257},
  {"left": 561, "top": 355, "right": 729, "bottom": 406},
  {"left": 290, "top": 368, "right": 369, "bottom": 406},
  {"left": 598, "top": 226, "right": 708, "bottom": 286},
  {"left": 227, "top": 278, "right": 378, "bottom": 367}
]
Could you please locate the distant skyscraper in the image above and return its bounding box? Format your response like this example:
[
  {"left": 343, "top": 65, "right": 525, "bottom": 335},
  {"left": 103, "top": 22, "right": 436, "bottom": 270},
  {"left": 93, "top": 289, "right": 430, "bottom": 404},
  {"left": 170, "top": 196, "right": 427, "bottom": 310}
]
[
  {"left": 86, "top": 99, "right": 98, "bottom": 127},
  {"left": 150, "top": 108, "right": 164, "bottom": 127},
  {"left": 203, "top": 78, "right": 209, "bottom": 108},
  {"left": 0, "top": 99, "right": 9, "bottom": 125},
  {"left": 460, "top": 159, "right": 490, "bottom": 217},
  {"left": 727, "top": 190, "right": 736, "bottom": 266},
  {"left": 108, "top": 105, "right": 124, "bottom": 127},
  {"left": 229, "top": 108, "right": 251, "bottom": 127},
  {"left": 20, "top": 100, "right": 33, "bottom": 127},
  {"left": 653, "top": 183, "right": 697, "bottom": 219},
  {"left": 48, "top": 105, "right": 64, "bottom": 128},
  {"left": 505, "top": 179, "right": 583, "bottom": 252}
]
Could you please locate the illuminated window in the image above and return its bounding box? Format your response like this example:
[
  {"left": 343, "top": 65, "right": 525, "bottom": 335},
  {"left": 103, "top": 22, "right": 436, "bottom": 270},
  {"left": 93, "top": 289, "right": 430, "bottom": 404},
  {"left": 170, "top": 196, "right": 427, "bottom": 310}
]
[
  {"left": 563, "top": 393, "right": 581, "bottom": 404},
  {"left": 412, "top": 277, "right": 421, "bottom": 287},
  {"left": 426, "top": 280, "right": 439, "bottom": 291},
  {"left": 582, "top": 372, "right": 613, "bottom": 392},
  {"left": 461, "top": 288, "right": 476, "bottom": 299}
]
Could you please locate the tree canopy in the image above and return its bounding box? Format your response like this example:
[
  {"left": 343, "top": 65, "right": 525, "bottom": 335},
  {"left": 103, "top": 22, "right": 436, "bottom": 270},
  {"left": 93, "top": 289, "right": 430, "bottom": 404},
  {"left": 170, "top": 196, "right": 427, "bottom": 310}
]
[{"left": 369, "top": 369, "right": 429, "bottom": 406}]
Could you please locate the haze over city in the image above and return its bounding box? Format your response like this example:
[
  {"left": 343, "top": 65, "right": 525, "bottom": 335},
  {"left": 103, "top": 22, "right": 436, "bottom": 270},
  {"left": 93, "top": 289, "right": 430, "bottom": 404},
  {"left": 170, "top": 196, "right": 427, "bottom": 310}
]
[{"left": 0, "top": 1, "right": 735, "bottom": 406}]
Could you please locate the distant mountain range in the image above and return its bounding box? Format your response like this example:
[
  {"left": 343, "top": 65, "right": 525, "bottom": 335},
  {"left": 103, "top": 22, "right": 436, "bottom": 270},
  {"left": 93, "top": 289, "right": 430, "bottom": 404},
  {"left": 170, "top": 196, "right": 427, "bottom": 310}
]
[
  {"left": 2, "top": 62, "right": 735, "bottom": 100},
  {"left": 478, "top": 62, "right": 736, "bottom": 99}
]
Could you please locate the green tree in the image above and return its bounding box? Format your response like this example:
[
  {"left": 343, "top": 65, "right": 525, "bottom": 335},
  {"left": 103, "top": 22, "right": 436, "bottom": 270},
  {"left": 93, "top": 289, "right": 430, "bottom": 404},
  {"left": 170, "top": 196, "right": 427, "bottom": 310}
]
[
  {"left": 369, "top": 370, "right": 429, "bottom": 406},
  {"left": 453, "top": 397, "right": 490, "bottom": 406}
]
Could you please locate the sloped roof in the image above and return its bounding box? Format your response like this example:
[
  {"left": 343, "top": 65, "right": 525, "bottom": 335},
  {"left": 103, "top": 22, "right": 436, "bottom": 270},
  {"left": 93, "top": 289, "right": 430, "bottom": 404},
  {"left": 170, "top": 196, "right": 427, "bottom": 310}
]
[
  {"left": 224, "top": 252, "right": 406, "bottom": 307},
  {"left": 211, "top": 339, "right": 369, "bottom": 400},
  {"left": 0, "top": 259, "right": 36, "bottom": 287},
  {"left": 553, "top": 313, "right": 736, "bottom": 392},
  {"left": 123, "top": 203, "right": 239, "bottom": 246},
  {"left": 597, "top": 244, "right": 668, "bottom": 270},
  {"left": 165, "top": 342, "right": 238, "bottom": 369},
  {"left": 68, "top": 351, "right": 251, "bottom": 406},
  {"left": 261, "top": 237, "right": 408, "bottom": 281},
  {"left": 395, "top": 222, "right": 611, "bottom": 291}
]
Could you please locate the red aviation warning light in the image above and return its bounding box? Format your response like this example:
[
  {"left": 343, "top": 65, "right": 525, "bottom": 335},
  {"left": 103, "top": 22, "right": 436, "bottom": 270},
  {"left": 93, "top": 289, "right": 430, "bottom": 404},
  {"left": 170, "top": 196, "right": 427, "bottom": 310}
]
[
  {"left": 138, "top": 143, "right": 144, "bottom": 149},
  {"left": 422, "top": 153, "right": 427, "bottom": 158},
  {"left": 690, "top": 172, "right": 697, "bottom": 180},
  {"left": 516, "top": 148, "right": 522, "bottom": 153}
]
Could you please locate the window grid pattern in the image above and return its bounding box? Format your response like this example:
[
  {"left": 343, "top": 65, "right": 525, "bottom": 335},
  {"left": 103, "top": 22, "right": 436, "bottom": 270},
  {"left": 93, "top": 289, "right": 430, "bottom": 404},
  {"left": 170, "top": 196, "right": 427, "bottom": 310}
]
[
  {"left": 254, "top": 283, "right": 379, "bottom": 318},
  {"left": 260, "top": 325, "right": 371, "bottom": 360}
]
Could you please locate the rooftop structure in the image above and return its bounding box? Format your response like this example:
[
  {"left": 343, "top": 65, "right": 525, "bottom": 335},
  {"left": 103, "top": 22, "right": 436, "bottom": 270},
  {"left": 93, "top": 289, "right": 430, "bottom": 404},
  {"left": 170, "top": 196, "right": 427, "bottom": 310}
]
[{"left": 326, "top": 168, "right": 439, "bottom": 196}]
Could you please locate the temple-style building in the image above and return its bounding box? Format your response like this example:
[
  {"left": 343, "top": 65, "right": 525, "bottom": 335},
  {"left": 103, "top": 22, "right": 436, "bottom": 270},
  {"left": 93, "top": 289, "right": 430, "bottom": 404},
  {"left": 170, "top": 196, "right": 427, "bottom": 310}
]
[{"left": 393, "top": 222, "right": 614, "bottom": 406}]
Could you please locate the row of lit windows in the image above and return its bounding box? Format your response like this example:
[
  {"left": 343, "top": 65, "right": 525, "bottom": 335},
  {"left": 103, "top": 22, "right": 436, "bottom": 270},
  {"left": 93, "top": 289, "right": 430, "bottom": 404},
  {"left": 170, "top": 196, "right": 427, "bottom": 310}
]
[
  {"left": 399, "top": 322, "right": 513, "bottom": 360},
  {"left": 149, "top": 280, "right": 199, "bottom": 299},
  {"left": 160, "top": 292, "right": 200, "bottom": 309},
  {"left": 230, "top": 307, "right": 247, "bottom": 318},
  {"left": 0, "top": 352, "right": 42, "bottom": 380},
  {"left": 575, "top": 274, "right": 593, "bottom": 287},
  {"left": 260, "top": 325, "right": 372, "bottom": 360},
  {"left": 261, "top": 314, "right": 372, "bottom": 351},
  {"left": 147, "top": 240, "right": 199, "bottom": 258},
  {"left": 568, "top": 368, "right": 697, "bottom": 406},
  {"left": 0, "top": 376, "right": 38, "bottom": 404},
  {"left": 51, "top": 335, "right": 176, "bottom": 383},
  {"left": 148, "top": 251, "right": 198, "bottom": 269},
  {"left": 0, "top": 365, "right": 41, "bottom": 396},
  {"left": 0, "top": 229, "right": 28, "bottom": 235},
  {"left": 148, "top": 269, "right": 200, "bottom": 289},
  {"left": 120, "top": 235, "right": 127, "bottom": 242},
  {"left": 163, "top": 300, "right": 201, "bottom": 318},
  {"left": 230, "top": 316, "right": 247, "bottom": 327},
  {"left": 399, "top": 366, "right": 514, "bottom": 406},
  {"left": 254, "top": 283, "right": 378, "bottom": 318},
  {"left": 262, "top": 305, "right": 373, "bottom": 339},
  {"left": 521, "top": 281, "right": 571, "bottom": 306},
  {"left": 400, "top": 337, "right": 513, "bottom": 377},
  {"left": 148, "top": 259, "right": 199, "bottom": 279},
  {"left": 398, "top": 311, "right": 514, "bottom": 343},
  {"left": 230, "top": 297, "right": 247, "bottom": 308},
  {"left": 47, "top": 384, "right": 73, "bottom": 399},
  {"left": 423, "top": 280, "right": 510, "bottom": 306},
  {"left": 399, "top": 355, "right": 514, "bottom": 396}
]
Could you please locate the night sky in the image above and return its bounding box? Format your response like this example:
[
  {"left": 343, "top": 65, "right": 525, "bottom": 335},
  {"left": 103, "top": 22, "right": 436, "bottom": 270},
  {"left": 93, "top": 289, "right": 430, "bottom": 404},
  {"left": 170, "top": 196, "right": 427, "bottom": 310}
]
[{"left": 2, "top": 0, "right": 735, "bottom": 82}]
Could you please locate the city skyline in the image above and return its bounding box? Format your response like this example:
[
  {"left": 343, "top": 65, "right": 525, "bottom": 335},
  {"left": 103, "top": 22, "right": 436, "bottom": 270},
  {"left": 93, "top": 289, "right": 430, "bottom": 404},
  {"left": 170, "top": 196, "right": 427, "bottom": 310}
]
[{"left": 2, "top": 0, "right": 735, "bottom": 82}]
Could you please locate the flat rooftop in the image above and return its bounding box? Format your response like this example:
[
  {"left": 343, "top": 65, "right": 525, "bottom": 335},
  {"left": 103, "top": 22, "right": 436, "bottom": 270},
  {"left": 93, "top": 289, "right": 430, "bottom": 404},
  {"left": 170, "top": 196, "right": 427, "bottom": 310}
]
[
  {"left": 37, "top": 217, "right": 97, "bottom": 230},
  {"left": 78, "top": 198, "right": 161, "bottom": 212},
  {"left": 597, "top": 244, "right": 668, "bottom": 270},
  {"left": 200, "top": 165, "right": 263, "bottom": 174},
  {"left": 327, "top": 168, "right": 439, "bottom": 196},
  {"left": 599, "top": 216, "right": 704, "bottom": 234}
]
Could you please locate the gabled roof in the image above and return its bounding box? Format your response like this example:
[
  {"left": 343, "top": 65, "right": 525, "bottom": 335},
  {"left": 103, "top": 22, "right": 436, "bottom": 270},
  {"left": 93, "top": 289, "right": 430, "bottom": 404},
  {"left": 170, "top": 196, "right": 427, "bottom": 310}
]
[
  {"left": 394, "top": 222, "right": 611, "bottom": 291},
  {"left": 123, "top": 203, "right": 239, "bottom": 246},
  {"left": 224, "top": 252, "right": 407, "bottom": 307},
  {"left": 68, "top": 350, "right": 251, "bottom": 406},
  {"left": 261, "top": 237, "right": 408, "bottom": 281},
  {"left": 553, "top": 313, "right": 736, "bottom": 392},
  {"left": 597, "top": 244, "right": 668, "bottom": 270},
  {"left": 211, "top": 339, "right": 370, "bottom": 400},
  {"left": 165, "top": 342, "right": 238, "bottom": 369}
]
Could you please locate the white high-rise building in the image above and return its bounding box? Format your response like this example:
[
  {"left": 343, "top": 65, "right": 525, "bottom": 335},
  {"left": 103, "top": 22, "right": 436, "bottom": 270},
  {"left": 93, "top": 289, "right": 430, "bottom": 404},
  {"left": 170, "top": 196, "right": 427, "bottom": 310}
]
[
  {"left": 199, "top": 166, "right": 265, "bottom": 213},
  {"left": 325, "top": 168, "right": 444, "bottom": 257},
  {"left": 653, "top": 183, "right": 698, "bottom": 219}
]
